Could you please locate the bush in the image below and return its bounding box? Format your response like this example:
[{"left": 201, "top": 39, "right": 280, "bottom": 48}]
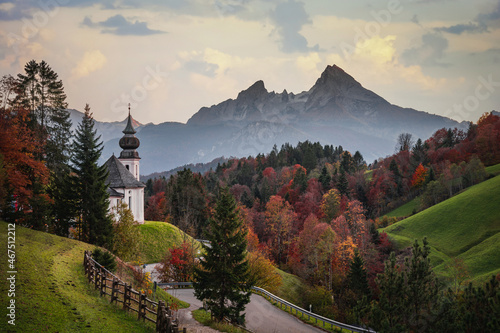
[{"left": 92, "top": 247, "right": 117, "bottom": 272}]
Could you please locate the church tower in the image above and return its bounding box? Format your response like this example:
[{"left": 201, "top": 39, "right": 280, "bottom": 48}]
[{"left": 118, "top": 105, "right": 141, "bottom": 181}]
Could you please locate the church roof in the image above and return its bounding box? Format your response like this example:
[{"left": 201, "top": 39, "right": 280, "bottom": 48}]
[
  {"left": 107, "top": 187, "right": 124, "bottom": 198},
  {"left": 123, "top": 110, "right": 136, "bottom": 134},
  {"left": 104, "top": 155, "right": 145, "bottom": 189}
]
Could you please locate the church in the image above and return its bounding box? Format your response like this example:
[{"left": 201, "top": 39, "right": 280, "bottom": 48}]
[{"left": 103, "top": 109, "right": 145, "bottom": 224}]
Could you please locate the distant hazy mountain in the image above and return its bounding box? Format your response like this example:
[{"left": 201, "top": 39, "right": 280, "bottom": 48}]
[
  {"left": 93, "top": 65, "right": 466, "bottom": 175},
  {"left": 68, "top": 109, "right": 144, "bottom": 145}
]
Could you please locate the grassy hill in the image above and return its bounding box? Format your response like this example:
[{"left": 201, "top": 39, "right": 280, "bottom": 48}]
[
  {"left": 0, "top": 222, "right": 185, "bottom": 332},
  {"left": 137, "top": 221, "right": 201, "bottom": 264},
  {"left": 382, "top": 174, "right": 500, "bottom": 284},
  {"left": 384, "top": 197, "right": 420, "bottom": 218}
]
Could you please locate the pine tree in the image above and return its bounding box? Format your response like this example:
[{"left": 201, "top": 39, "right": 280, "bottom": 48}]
[
  {"left": 16, "top": 60, "right": 71, "bottom": 174},
  {"left": 15, "top": 60, "right": 72, "bottom": 232},
  {"left": 318, "top": 165, "right": 331, "bottom": 190},
  {"left": 348, "top": 251, "right": 371, "bottom": 298},
  {"left": 50, "top": 171, "right": 77, "bottom": 236},
  {"left": 369, "top": 252, "right": 407, "bottom": 332},
  {"left": 71, "top": 104, "right": 112, "bottom": 247},
  {"left": 337, "top": 167, "right": 349, "bottom": 197},
  {"left": 193, "top": 187, "right": 251, "bottom": 325}
]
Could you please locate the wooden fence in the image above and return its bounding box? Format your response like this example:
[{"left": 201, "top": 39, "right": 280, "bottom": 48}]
[{"left": 83, "top": 251, "right": 185, "bottom": 333}]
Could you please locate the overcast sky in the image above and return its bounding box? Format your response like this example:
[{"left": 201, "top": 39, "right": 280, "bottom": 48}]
[{"left": 1, "top": 0, "right": 499, "bottom": 125}]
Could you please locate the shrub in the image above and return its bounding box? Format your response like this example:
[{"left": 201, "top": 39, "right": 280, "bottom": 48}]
[{"left": 92, "top": 247, "right": 117, "bottom": 272}]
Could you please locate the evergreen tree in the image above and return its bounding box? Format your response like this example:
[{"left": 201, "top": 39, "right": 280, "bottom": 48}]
[
  {"left": 292, "top": 166, "right": 307, "bottom": 193},
  {"left": 16, "top": 60, "right": 71, "bottom": 175},
  {"left": 337, "top": 167, "right": 349, "bottom": 197},
  {"left": 353, "top": 151, "right": 365, "bottom": 171},
  {"left": 389, "top": 159, "right": 403, "bottom": 196},
  {"left": 71, "top": 104, "right": 112, "bottom": 247},
  {"left": 193, "top": 187, "right": 251, "bottom": 325},
  {"left": 15, "top": 60, "right": 72, "bottom": 232},
  {"left": 348, "top": 251, "right": 371, "bottom": 298},
  {"left": 50, "top": 171, "right": 77, "bottom": 236},
  {"left": 319, "top": 165, "right": 331, "bottom": 191},
  {"left": 369, "top": 252, "right": 407, "bottom": 332}
]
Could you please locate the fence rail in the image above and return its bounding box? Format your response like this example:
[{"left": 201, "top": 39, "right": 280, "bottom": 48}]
[
  {"left": 159, "top": 282, "right": 375, "bottom": 333},
  {"left": 83, "top": 251, "right": 185, "bottom": 333}
]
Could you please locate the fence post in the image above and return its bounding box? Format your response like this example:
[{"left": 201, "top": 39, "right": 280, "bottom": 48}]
[
  {"left": 94, "top": 263, "right": 99, "bottom": 290},
  {"left": 111, "top": 278, "right": 117, "bottom": 304},
  {"left": 100, "top": 266, "right": 106, "bottom": 296},
  {"left": 156, "top": 300, "right": 164, "bottom": 332},
  {"left": 138, "top": 292, "right": 145, "bottom": 321},
  {"left": 123, "top": 283, "right": 130, "bottom": 311}
]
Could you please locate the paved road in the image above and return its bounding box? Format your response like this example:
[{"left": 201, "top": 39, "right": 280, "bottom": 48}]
[{"left": 166, "top": 288, "right": 326, "bottom": 333}]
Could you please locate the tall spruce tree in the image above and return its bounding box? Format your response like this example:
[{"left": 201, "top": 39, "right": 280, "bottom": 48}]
[
  {"left": 16, "top": 60, "right": 72, "bottom": 232},
  {"left": 16, "top": 60, "right": 71, "bottom": 174},
  {"left": 193, "top": 187, "right": 251, "bottom": 325},
  {"left": 71, "top": 104, "right": 112, "bottom": 247},
  {"left": 348, "top": 251, "right": 371, "bottom": 299}
]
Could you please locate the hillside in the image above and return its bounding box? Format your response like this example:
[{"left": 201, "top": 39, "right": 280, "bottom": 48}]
[
  {"left": 138, "top": 221, "right": 201, "bottom": 264},
  {"left": 0, "top": 222, "right": 184, "bottom": 332},
  {"left": 382, "top": 174, "right": 500, "bottom": 284}
]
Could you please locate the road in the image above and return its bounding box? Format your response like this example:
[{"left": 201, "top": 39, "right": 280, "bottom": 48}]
[{"left": 166, "top": 288, "right": 326, "bottom": 333}]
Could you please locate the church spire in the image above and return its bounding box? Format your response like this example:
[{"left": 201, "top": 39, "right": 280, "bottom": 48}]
[
  {"left": 123, "top": 103, "right": 137, "bottom": 135},
  {"left": 119, "top": 104, "right": 140, "bottom": 158}
]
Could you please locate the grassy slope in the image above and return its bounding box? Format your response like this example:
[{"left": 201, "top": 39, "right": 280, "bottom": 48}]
[
  {"left": 274, "top": 268, "right": 305, "bottom": 305},
  {"left": 382, "top": 175, "right": 500, "bottom": 284},
  {"left": 0, "top": 222, "right": 155, "bottom": 332},
  {"left": 385, "top": 197, "right": 420, "bottom": 218},
  {"left": 486, "top": 163, "right": 500, "bottom": 176},
  {"left": 137, "top": 221, "right": 200, "bottom": 264}
]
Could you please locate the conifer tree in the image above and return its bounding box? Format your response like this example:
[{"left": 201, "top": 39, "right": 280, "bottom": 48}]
[
  {"left": 348, "top": 251, "right": 371, "bottom": 298},
  {"left": 337, "top": 167, "right": 349, "bottom": 197},
  {"left": 318, "top": 165, "right": 331, "bottom": 190},
  {"left": 193, "top": 187, "right": 251, "bottom": 325},
  {"left": 71, "top": 104, "right": 112, "bottom": 247},
  {"left": 16, "top": 60, "right": 71, "bottom": 174}
]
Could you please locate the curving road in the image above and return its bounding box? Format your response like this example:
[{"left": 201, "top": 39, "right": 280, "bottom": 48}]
[{"left": 166, "top": 288, "right": 326, "bottom": 333}]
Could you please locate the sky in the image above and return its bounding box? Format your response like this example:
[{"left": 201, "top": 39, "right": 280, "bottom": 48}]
[{"left": 1, "top": 0, "right": 499, "bottom": 125}]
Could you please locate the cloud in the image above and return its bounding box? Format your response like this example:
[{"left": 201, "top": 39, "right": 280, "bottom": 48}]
[
  {"left": 184, "top": 60, "right": 219, "bottom": 78},
  {"left": 82, "top": 14, "right": 165, "bottom": 35},
  {"left": 435, "top": 0, "right": 500, "bottom": 34},
  {"left": 71, "top": 50, "right": 107, "bottom": 79},
  {"left": 270, "top": 0, "right": 318, "bottom": 53},
  {"left": 401, "top": 32, "right": 449, "bottom": 67},
  {"left": 435, "top": 22, "right": 487, "bottom": 34}
]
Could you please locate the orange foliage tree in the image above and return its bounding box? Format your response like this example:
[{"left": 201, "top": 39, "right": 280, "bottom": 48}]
[
  {"left": 411, "top": 163, "right": 428, "bottom": 189},
  {"left": 264, "top": 195, "right": 296, "bottom": 265},
  {"left": 0, "top": 105, "right": 48, "bottom": 219}
]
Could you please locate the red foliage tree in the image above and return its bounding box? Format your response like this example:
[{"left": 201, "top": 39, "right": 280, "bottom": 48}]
[
  {"left": 0, "top": 105, "right": 48, "bottom": 214},
  {"left": 145, "top": 191, "right": 167, "bottom": 221},
  {"left": 155, "top": 241, "right": 195, "bottom": 282}
]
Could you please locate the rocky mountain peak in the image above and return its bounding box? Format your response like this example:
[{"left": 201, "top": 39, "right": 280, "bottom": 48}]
[
  {"left": 312, "top": 64, "right": 360, "bottom": 93},
  {"left": 237, "top": 80, "right": 268, "bottom": 101}
]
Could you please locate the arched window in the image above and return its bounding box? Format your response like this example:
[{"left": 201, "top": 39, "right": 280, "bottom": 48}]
[{"left": 128, "top": 191, "right": 132, "bottom": 208}]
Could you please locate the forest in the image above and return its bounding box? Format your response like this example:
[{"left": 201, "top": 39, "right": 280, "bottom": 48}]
[{"left": 145, "top": 112, "right": 500, "bottom": 331}]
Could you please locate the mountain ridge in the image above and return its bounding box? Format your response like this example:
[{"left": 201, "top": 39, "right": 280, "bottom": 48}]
[{"left": 93, "top": 64, "right": 467, "bottom": 175}]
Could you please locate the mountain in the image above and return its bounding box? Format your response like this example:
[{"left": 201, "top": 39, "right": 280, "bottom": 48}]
[
  {"left": 97, "top": 65, "right": 466, "bottom": 175},
  {"left": 68, "top": 109, "right": 144, "bottom": 145}
]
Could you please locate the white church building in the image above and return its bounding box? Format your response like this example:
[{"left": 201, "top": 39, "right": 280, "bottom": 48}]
[{"left": 104, "top": 110, "right": 145, "bottom": 224}]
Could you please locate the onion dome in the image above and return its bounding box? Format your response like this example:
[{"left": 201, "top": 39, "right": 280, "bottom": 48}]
[{"left": 119, "top": 105, "right": 140, "bottom": 159}]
